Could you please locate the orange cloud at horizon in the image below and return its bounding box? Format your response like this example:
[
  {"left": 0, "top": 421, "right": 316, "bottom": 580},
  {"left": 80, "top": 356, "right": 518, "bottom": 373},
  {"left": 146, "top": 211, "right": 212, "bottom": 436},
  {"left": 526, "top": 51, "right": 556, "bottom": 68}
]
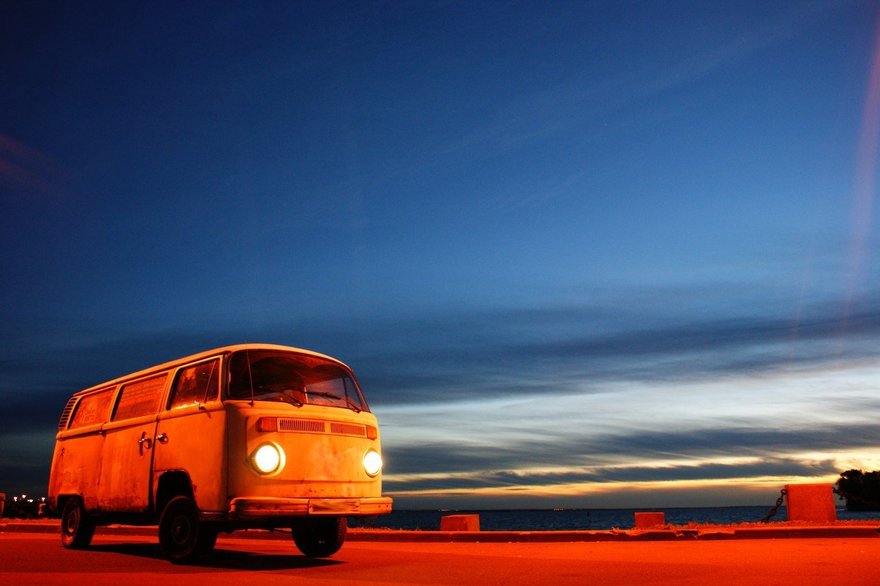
[
  {"left": 386, "top": 473, "right": 845, "bottom": 510},
  {"left": 384, "top": 447, "right": 880, "bottom": 508}
]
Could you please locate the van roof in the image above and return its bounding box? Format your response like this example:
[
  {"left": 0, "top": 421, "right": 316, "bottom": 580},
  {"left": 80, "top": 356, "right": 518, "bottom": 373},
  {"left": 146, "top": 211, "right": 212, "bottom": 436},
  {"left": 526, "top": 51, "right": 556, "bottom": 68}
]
[{"left": 72, "top": 343, "right": 352, "bottom": 397}]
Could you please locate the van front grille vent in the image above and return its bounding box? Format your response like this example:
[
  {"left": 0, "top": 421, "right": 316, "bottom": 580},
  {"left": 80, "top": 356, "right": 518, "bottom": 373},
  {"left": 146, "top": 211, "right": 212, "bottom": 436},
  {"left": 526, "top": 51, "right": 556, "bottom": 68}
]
[
  {"left": 330, "top": 422, "right": 367, "bottom": 437},
  {"left": 278, "top": 418, "right": 325, "bottom": 433},
  {"left": 275, "top": 418, "right": 367, "bottom": 437}
]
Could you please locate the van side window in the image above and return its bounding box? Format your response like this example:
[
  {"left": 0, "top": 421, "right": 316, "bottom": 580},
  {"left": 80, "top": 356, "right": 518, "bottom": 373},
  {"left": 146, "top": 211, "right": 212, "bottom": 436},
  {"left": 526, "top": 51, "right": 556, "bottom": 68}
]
[
  {"left": 68, "top": 388, "right": 114, "bottom": 429},
  {"left": 168, "top": 359, "right": 219, "bottom": 409},
  {"left": 113, "top": 374, "right": 167, "bottom": 421}
]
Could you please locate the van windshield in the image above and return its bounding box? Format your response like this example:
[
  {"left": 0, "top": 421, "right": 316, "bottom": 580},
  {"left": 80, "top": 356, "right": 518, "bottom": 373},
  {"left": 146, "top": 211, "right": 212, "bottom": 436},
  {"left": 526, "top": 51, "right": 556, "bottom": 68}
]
[{"left": 226, "top": 350, "right": 369, "bottom": 412}]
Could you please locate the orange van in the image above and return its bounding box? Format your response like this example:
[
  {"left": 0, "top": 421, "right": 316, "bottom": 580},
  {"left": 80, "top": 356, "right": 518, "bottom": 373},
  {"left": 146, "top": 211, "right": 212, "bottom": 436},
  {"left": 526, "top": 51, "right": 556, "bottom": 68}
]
[{"left": 47, "top": 343, "right": 391, "bottom": 562}]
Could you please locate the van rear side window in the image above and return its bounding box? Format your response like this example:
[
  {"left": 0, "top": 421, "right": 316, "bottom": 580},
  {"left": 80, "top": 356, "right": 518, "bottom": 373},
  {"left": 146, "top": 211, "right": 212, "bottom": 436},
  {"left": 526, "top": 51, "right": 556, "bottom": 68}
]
[
  {"left": 113, "top": 374, "right": 167, "bottom": 420},
  {"left": 168, "top": 359, "right": 219, "bottom": 409},
  {"left": 68, "top": 388, "right": 114, "bottom": 429}
]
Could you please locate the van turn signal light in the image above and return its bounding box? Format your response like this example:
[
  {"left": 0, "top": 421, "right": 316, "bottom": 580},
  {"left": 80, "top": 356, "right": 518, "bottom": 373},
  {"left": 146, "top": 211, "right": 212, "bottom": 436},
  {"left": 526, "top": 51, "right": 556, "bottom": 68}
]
[{"left": 256, "top": 417, "right": 277, "bottom": 432}]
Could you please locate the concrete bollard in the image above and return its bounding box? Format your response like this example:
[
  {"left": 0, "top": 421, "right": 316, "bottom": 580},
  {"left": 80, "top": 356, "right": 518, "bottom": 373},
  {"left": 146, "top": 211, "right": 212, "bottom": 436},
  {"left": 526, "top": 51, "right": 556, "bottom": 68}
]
[
  {"left": 785, "top": 484, "right": 837, "bottom": 523},
  {"left": 440, "top": 514, "right": 480, "bottom": 531},
  {"left": 634, "top": 512, "right": 665, "bottom": 529}
]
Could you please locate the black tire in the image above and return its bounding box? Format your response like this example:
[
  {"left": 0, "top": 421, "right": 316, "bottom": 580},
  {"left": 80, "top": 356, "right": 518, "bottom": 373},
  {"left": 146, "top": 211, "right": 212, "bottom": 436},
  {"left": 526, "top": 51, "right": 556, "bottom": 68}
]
[
  {"left": 60, "top": 498, "right": 95, "bottom": 549},
  {"left": 158, "top": 496, "right": 212, "bottom": 563},
  {"left": 196, "top": 523, "right": 219, "bottom": 554},
  {"left": 292, "top": 517, "right": 347, "bottom": 558}
]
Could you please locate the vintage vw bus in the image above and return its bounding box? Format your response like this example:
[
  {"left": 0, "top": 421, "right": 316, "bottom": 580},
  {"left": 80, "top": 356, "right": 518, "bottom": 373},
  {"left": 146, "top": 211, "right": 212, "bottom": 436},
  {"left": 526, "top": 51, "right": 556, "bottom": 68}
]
[{"left": 47, "top": 343, "right": 391, "bottom": 562}]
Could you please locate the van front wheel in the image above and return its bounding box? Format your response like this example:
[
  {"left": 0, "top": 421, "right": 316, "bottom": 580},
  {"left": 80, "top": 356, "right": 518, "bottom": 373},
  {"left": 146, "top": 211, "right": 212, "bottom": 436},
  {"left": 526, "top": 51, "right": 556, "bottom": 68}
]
[
  {"left": 159, "top": 496, "right": 213, "bottom": 563},
  {"left": 61, "top": 498, "right": 95, "bottom": 549},
  {"left": 292, "top": 517, "right": 347, "bottom": 557}
]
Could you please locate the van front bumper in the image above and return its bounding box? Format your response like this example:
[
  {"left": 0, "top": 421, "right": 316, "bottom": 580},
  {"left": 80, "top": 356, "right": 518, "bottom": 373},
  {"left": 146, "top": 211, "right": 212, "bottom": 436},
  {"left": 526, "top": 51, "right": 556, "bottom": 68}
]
[{"left": 230, "top": 496, "right": 392, "bottom": 518}]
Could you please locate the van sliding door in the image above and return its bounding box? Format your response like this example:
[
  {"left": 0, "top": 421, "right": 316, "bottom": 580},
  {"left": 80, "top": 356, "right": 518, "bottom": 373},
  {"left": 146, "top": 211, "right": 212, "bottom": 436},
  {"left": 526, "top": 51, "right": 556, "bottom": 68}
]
[{"left": 97, "top": 374, "right": 167, "bottom": 512}]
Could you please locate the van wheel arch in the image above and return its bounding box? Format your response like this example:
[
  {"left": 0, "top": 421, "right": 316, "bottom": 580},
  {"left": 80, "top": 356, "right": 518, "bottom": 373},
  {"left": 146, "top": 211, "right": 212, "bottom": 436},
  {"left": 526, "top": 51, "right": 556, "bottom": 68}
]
[{"left": 155, "top": 470, "right": 195, "bottom": 515}]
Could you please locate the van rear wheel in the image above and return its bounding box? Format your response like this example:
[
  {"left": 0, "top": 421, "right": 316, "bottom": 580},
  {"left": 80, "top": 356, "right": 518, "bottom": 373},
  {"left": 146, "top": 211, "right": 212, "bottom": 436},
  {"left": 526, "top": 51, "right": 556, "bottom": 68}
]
[
  {"left": 292, "top": 517, "right": 347, "bottom": 558},
  {"left": 159, "top": 496, "right": 214, "bottom": 563},
  {"left": 61, "top": 498, "right": 95, "bottom": 549}
]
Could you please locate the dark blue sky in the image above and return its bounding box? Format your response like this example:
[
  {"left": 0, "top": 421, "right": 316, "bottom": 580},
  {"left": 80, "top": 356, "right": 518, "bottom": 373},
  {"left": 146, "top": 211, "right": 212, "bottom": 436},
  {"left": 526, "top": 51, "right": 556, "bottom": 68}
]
[{"left": 3, "top": 0, "right": 880, "bottom": 508}]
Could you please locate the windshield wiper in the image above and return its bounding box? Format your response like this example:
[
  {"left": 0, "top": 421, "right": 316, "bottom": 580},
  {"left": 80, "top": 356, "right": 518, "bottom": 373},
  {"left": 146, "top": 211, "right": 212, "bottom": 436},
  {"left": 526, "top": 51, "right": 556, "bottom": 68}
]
[
  {"left": 306, "top": 390, "right": 361, "bottom": 413},
  {"left": 342, "top": 397, "right": 361, "bottom": 413},
  {"left": 254, "top": 386, "right": 303, "bottom": 407},
  {"left": 279, "top": 391, "right": 304, "bottom": 407}
]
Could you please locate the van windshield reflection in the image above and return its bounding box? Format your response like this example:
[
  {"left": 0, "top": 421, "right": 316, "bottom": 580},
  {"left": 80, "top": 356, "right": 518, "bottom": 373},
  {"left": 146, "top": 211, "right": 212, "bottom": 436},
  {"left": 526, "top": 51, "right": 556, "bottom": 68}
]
[{"left": 227, "top": 350, "right": 369, "bottom": 412}]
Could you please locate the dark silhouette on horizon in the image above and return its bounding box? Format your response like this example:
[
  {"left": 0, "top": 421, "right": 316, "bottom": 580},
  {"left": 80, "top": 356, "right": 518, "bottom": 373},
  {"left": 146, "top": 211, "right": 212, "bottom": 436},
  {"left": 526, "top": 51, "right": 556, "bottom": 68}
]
[{"left": 835, "top": 469, "right": 880, "bottom": 511}]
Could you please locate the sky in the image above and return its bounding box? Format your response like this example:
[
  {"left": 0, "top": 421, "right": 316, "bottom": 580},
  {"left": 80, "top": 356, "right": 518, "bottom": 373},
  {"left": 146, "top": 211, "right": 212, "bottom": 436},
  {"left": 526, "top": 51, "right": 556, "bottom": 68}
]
[{"left": 2, "top": 0, "right": 880, "bottom": 510}]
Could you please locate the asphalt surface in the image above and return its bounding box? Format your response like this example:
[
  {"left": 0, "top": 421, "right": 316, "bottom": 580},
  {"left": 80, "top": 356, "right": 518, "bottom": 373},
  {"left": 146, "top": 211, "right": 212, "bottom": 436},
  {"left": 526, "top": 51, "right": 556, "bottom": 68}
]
[
  {"left": 3, "top": 531, "right": 880, "bottom": 585},
  {"left": 3, "top": 518, "right": 880, "bottom": 541}
]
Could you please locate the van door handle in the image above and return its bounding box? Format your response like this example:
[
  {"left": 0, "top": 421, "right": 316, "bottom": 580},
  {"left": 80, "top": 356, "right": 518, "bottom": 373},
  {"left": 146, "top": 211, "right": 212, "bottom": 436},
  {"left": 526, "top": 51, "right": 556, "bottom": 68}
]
[
  {"left": 156, "top": 433, "right": 169, "bottom": 444},
  {"left": 137, "top": 432, "right": 153, "bottom": 454}
]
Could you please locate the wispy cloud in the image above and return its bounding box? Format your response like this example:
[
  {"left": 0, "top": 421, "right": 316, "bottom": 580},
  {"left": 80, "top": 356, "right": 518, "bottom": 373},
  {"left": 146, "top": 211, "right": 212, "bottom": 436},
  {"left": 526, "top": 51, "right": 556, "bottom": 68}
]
[
  {"left": 432, "top": 1, "right": 840, "bottom": 168},
  {"left": 355, "top": 292, "right": 880, "bottom": 406},
  {"left": 0, "top": 134, "right": 70, "bottom": 196}
]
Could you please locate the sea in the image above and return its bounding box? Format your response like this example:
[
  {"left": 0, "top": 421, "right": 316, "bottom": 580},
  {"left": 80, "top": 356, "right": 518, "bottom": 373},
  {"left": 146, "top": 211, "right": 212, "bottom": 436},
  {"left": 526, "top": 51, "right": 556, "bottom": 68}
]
[{"left": 348, "top": 507, "right": 880, "bottom": 531}]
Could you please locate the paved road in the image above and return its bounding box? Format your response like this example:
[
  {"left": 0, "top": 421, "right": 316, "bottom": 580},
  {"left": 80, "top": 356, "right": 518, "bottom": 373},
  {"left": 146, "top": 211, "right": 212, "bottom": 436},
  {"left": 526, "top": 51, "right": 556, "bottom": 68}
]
[{"left": 2, "top": 532, "right": 879, "bottom": 585}]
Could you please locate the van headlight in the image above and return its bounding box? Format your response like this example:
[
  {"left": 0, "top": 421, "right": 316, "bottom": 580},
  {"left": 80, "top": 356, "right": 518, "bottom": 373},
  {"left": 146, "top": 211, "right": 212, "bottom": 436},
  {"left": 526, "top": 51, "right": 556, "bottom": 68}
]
[
  {"left": 363, "top": 450, "right": 382, "bottom": 477},
  {"left": 251, "top": 442, "right": 284, "bottom": 475}
]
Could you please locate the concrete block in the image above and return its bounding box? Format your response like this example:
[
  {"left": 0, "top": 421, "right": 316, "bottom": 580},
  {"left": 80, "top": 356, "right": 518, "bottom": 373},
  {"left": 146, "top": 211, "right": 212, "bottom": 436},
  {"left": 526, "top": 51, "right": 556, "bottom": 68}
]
[
  {"left": 440, "top": 514, "right": 480, "bottom": 531},
  {"left": 785, "top": 483, "right": 837, "bottom": 523},
  {"left": 634, "top": 512, "right": 665, "bottom": 529}
]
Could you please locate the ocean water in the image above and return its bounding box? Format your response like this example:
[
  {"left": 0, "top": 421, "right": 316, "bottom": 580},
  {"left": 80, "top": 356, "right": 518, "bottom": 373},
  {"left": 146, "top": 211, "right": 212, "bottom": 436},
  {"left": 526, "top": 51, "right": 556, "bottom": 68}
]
[{"left": 349, "top": 507, "right": 880, "bottom": 531}]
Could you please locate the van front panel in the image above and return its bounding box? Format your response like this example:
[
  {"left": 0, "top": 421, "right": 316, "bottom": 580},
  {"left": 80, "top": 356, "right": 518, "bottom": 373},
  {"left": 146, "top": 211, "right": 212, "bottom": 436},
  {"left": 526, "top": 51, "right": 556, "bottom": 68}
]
[{"left": 225, "top": 403, "right": 384, "bottom": 503}]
